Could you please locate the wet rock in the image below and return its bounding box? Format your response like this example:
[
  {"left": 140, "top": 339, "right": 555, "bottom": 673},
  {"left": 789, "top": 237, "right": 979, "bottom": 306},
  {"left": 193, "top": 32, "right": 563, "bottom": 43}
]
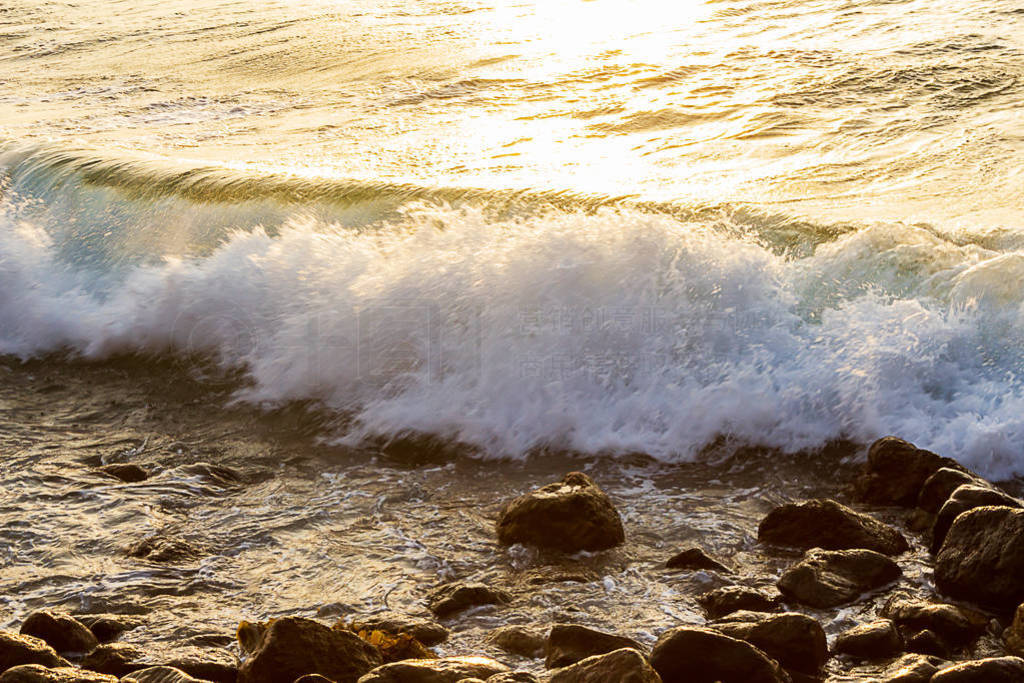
[
  {"left": 934, "top": 506, "right": 1024, "bottom": 612},
  {"left": 97, "top": 464, "right": 149, "bottom": 483},
  {"left": 711, "top": 611, "right": 827, "bottom": 675},
  {"left": 126, "top": 536, "right": 201, "bottom": 563},
  {"left": 0, "top": 632, "right": 71, "bottom": 671},
  {"left": 649, "top": 626, "right": 790, "bottom": 683},
  {"left": 495, "top": 473, "right": 624, "bottom": 553},
  {"left": 757, "top": 499, "right": 908, "bottom": 555},
  {"left": 855, "top": 437, "right": 960, "bottom": 506},
  {"left": 356, "top": 656, "right": 509, "bottom": 682},
  {"left": 0, "top": 665, "right": 117, "bottom": 683},
  {"left": 905, "top": 629, "right": 949, "bottom": 658},
  {"left": 1003, "top": 603, "right": 1024, "bottom": 656},
  {"left": 235, "top": 622, "right": 267, "bottom": 655},
  {"left": 21, "top": 611, "right": 99, "bottom": 655},
  {"left": 76, "top": 616, "right": 144, "bottom": 644},
  {"left": 777, "top": 548, "right": 901, "bottom": 608},
  {"left": 918, "top": 468, "right": 987, "bottom": 514},
  {"left": 881, "top": 599, "right": 986, "bottom": 649},
  {"left": 347, "top": 615, "right": 449, "bottom": 647},
  {"left": 697, "top": 586, "right": 781, "bottom": 619},
  {"left": 120, "top": 667, "right": 204, "bottom": 683},
  {"left": 929, "top": 656, "right": 1024, "bottom": 682},
  {"left": 930, "top": 485, "right": 1021, "bottom": 553},
  {"left": 547, "top": 648, "right": 661, "bottom": 683},
  {"left": 544, "top": 624, "right": 644, "bottom": 669},
  {"left": 82, "top": 645, "right": 146, "bottom": 677},
  {"left": 179, "top": 635, "right": 233, "bottom": 649},
  {"left": 427, "top": 584, "right": 511, "bottom": 619},
  {"left": 664, "top": 548, "right": 729, "bottom": 573},
  {"left": 878, "top": 653, "right": 946, "bottom": 683},
  {"left": 485, "top": 626, "right": 545, "bottom": 659},
  {"left": 146, "top": 647, "right": 237, "bottom": 683},
  {"left": 237, "top": 617, "right": 382, "bottom": 683},
  {"left": 483, "top": 674, "right": 539, "bottom": 683},
  {"left": 293, "top": 677, "right": 333, "bottom": 683},
  {"left": 832, "top": 620, "right": 904, "bottom": 660}
]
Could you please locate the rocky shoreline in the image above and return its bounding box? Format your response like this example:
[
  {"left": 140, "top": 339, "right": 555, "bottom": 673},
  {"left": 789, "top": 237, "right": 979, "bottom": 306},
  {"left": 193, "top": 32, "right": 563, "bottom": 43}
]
[{"left": 3, "top": 434, "right": 1024, "bottom": 683}]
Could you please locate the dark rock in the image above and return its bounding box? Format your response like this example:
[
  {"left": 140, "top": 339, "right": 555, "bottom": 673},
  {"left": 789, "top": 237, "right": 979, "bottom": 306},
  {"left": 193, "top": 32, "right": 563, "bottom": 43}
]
[
  {"left": 697, "top": 586, "right": 781, "bottom": 619},
  {"left": 918, "top": 468, "right": 987, "bottom": 514},
  {"left": 855, "top": 437, "right": 960, "bottom": 506},
  {"left": 146, "top": 647, "right": 237, "bottom": 683},
  {"left": 21, "top": 612, "right": 99, "bottom": 655},
  {"left": 649, "top": 626, "right": 790, "bottom": 683},
  {"left": 0, "top": 632, "right": 70, "bottom": 671},
  {"left": 777, "top": 548, "right": 901, "bottom": 608},
  {"left": 711, "top": 611, "right": 827, "bottom": 675},
  {"left": 347, "top": 615, "right": 449, "bottom": 647},
  {"left": 1004, "top": 603, "right": 1024, "bottom": 656},
  {"left": 905, "top": 629, "right": 949, "bottom": 658},
  {"left": 97, "top": 464, "right": 149, "bottom": 483},
  {"left": 495, "top": 473, "right": 624, "bottom": 552},
  {"left": 832, "top": 620, "right": 904, "bottom": 660},
  {"left": 484, "top": 674, "right": 539, "bottom": 683},
  {"left": 664, "top": 549, "right": 729, "bottom": 573},
  {"left": 293, "top": 677, "right": 333, "bottom": 683},
  {"left": 0, "top": 665, "right": 116, "bottom": 683},
  {"left": 930, "top": 485, "right": 1021, "bottom": 553},
  {"left": 120, "top": 667, "right": 203, "bottom": 683},
  {"left": 236, "top": 617, "right": 382, "bottom": 683},
  {"left": 544, "top": 625, "right": 644, "bottom": 669},
  {"left": 126, "top": 536, "right": 201, "bottom": 563},
  {"left": 547, "top": 648, "right": 661, "bottom": 683},
  {"left": 76, "top": 616, "right": 144, "bottom": 644},
  {"left": 180, "top": 635, "right": 233, "bottom": 649},
  {"left": 757, "top": 499, "right": 908, "bottom": 555},
  {"left": 930, "top": 656, "right": 1024, "bottom": 682},
  {"left": 881, "top": 599, "right": 986, "bottom": 648},
  {"left": 356, "top": 656, "right": 509, "bottom": 682},
  {"left": 934, "top": 506, "right": 1024, "bottom": 612},
  {"left": 82, "top": 645, "right": 147, "bottom": 677},
  {"left": 235, "top": 622, "right": 266, "bottom": 655},
  {"left": 427, "top": 584, "right": 511, "bottom": 619},
  {"left": 878, "top": 653, "right": 946, "bottom": 683},
  {"left": 485, "top": 626, "right": 545, "bottom": 658}
]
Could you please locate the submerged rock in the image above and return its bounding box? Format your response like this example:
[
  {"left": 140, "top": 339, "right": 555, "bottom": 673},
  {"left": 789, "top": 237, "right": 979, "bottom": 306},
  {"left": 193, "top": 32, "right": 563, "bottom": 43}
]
[
  {"left": 0, "top": 665, "right": 116, "bottom": 683},
  {"left": 120, "top": 667, "right": 204, "bottom": 683},
  {"left": 855, "top": 437, "right": 960, "bottom": 506},
  {"left": 832, "top": 620, "right": 904, "bottom": 660},
  {"left": 496, "top": 473, "right": 624, "bottom": 552},
  {"left": 664, "top": 548, "right": 730, "bottom": 573},
  {"left": 427, "top": 583, "right": 511, "bottom": 619},
  {"left": 777, "top": 548, "right": 901, "bottom": 608},
  {"left": 757, "top": 499, "right": 908, "bottom": 555},
  {"left": 237, "top": 617, "right": 382, "bottom": 683},
  {"left": 144, "top": 647, "right": 237, "bottom": 683},
  {"left": 547, "top": 648, "right": 661, "bottom": 683},
  {"left": 97, "top": 464, "right": 149, "bottom": 483},
  {"left": 0, "top": 632, "right": 71, "bottom": 671},
  {"left": 76, "top": 616, "right": 144, "bottom": 645},
  {"left": 356, "top": 655, "right": 509, "bottom": 682},
  {"left": 697, "top": 586, "right": 781, "bottom": 619},
  {"left": 126, "top": 536, "right": 201, "bottom": 563},
  {"left": 485, "top": 626, "right": 545, "bottom": 659},
  {"left": 483, "top": 673, "right": 539, "bottom": 683},
  {"left": 930, "top": 485, "right": 1021, "bottom": 553},
  {"left": 929, "top": 656, "right": 1024, "bottom": 682},
  {"left": 934, "top": 506, "right": 1024, "bottom": 612},
  {"left": 544, "top": 624, "right": 644, "bottom": 669},
  {"left": 20, "top": 612, "right": 99, "bottom": 655},
  {"left": 711, "top": 611, "right": 827, "bottom": 676},
  {"left": 82, "top": 645, "right": 146, "bottom": 677},
  {"left": 649, "top": 626, "right": 790, "bottom": 683},
  {"left": 918, "top": 468, "right": 988, "bottom": 514},
  {"left": 347, "top": 615, "right": 449, "bottom": 647}
]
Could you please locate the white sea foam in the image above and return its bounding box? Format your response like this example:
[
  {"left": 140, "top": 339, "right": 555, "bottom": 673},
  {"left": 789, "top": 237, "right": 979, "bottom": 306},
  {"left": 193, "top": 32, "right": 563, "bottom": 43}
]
[{"left": 1, "top": 198, "right": 1023, "bottom": 478}]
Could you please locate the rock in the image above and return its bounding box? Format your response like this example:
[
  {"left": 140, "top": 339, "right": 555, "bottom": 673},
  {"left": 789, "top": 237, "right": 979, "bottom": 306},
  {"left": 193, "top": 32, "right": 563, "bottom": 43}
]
[
  {"left": 878, "top": 653, "right": 946, "bottom": 683},
  {"left": 930, "top": 656, "right": 1024, "bottom": 682},
  {"left": 356, "top": 656, "right": 509, "bottom": 682},
  {"left": 235, "top": 622, "right": 266, "bottom": 655},
  {"left": 347, "top": 615, "right": 449, "bottom": 647},
  {"left": 711, "top": 611, "right": 827, "bottom": 675},
  {"left": 881, "top": 599, "right": 986, "bottom": 649},
  {"left": 126, "top": 536, "right": 200, "bottom": 563},
  {"left": 855, "top": 437, "right": 960, "bottom": 506},
  {"left": 1004, "top": 603, "right": 1024, "bottom": 656},
  {"left": 495, "top": 473, "right": 624, "bottom": 552},
  {"left": 485, "top": 627, "right": 545, "bottom": 658},
  {"left": 905, "top": 629, "right": 948, "bottom": 658},
  {"left": 777, "top": 548, "right": 901, "bottom": 608},
  {"left": 664, "top": 549, "right": 729, "bottom": 573},
  {"left": 0, "top": 632, "right": 71, "bottom": 671},
  {"left": 918, "top": 468, "right": 987, "bottom": 514},
  {"left": 544, "top": 625, "right": 644, "bottom": 669},
  {"left": 934, "top": 506, "right": 1024, "bottom": 612},
  {"left": 832, "top": 620, "right": 904, "bottom": 660},
  {"left": 76, "top": 616, "right": 143, "bottom": 644},
  {"left": 697, "top": 586, "right": 781, "bottom": 619},
  {"left": 180, "top": 635, "right": 233, "bottom": 649},
  {"left": 120, "top": 667, "right": 204, "bottom": 683},
  {"left": 236, "top": 617, "right": 382, "bottom": 683},
  {"left": 82, "top": 645, "right": 147, "bottom": 677},
  {"left": 0, "top": 666, "right": 117, "bottom": 683},
  {"left": 547, "top": 648, "right": 661, "bottom": 683},
  {"left": 757, "top": 499, "right": 908, "bottom": 556},
  {"left": 427, "top": 584, "right": 511, "bottom": 619},
  {"left": 484, "top": 674, "right": 539, "bottom": 683},
  {"left": 97, "top": 464, "right": 149, "bottom": 483},
  {"left": 145, "top": 648, "right": 237, "bottom": 683},
  {"left": 20, "top": 612, "right": 99, "bottom": 655},
  {"left": 649, "top": 626, "right": 790, "bottom": 683},
  {"left": 930, "top": 485, "right": 1021, "bottom": 553},
  {"left": 294, "top": 677, "right": 334, "bottom": 683}
]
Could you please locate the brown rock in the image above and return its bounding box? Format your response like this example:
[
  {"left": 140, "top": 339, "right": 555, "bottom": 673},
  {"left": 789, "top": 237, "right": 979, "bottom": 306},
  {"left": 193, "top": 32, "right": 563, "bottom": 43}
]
[
  {"left": 485, "top": 627, "right": 545, "bottom": 659},
  {"left": 145, "top": 648, "right": 236, "bottom": 683},
  {"left": 832, "top": 620, "right": 903, "bottom": 660},
  {"left": 356, "top": 656, "right": 509, "bottom": 682},
  {"left": 81, "top": 645, "right": 147, "bottom": 677},
  {"left": 697, "top": 586, "right": 781, "bottom": 619},
  {"left": 855, "top": 437, "right": 961, "bottom": 506},
  {"left": 777, "top": 548, "right": 901, "bottom": 608},
  {"left": 878, "top": 653, "right": 946, "bottom": 683},
  {"left": 236, "top": 617, "right": 382, "bottom": 683},
  {"left": 649, "top": 626, "right": 790, "bottom": 683},
  {"left": 484, "top": 674, "right": 539, "bottom": 683},
  {"left": 882, "top": 599, "right": 986, "bottom": 648},
  {"left": 544, "top": 625, "right": 643, "bottom": 669},
  {"left": 711, "top": 611, "right": 826, "bottom": 675},
  {"left": 126, "top": 536, "right": 201, "bottom": 563},
  {"left": 20, "top": 612, "right": 99, "bottom": 655},
  {"left": 76, "top": 616, "right": 144, "bottom": 644},
  {"left": 664, "top": 549, "right": 729, "bottom": 573},
  {"left": 918, "top": 468, "right": 987, "bottom": 514},
  {"left": 0, "top": 632, "right": 70, "bottom": 672},
  {"left": 120, "top": 667, "right": 204, "bottom": 683},
  {"left": 496, "top": 473, "right": 624, "bottom": 552},
  {"left": 0, "top": 665, "right": 116, "bottom": 683},
  {"left": 235, "top": 622, "right": 266, "bottom": 655},
  {"left": 347, "top": 615, "right": 448, "bottom": 647},
  {"left": 1004, "top": 603, "right": 1024, "bottom": 656},
  {"left": 930, "top": 656, "right": 1024, "bottom": 682},
  {"left": 293, "top": 677, "right": 334, "bottom": 683},
  {"left": 427, "top": 584, "right": 511, "bottom": 619},
  {"left": 757, "top": 499, "right": 908, "bottom": 555},
  {"left": 547, "top": 648, "right": 661, "bottom": 683},
  {"left": 905, "top": 629, "right": 949, "bottom": 658},
  {"left": 930, "top": 485, "right": 1021, "bottom": 553},
  {"left": 934, "top": 506, "right": 1024, "bottom": 612},
  {"left": 97, "top": 464, "right": 149, "bottom": 483}
]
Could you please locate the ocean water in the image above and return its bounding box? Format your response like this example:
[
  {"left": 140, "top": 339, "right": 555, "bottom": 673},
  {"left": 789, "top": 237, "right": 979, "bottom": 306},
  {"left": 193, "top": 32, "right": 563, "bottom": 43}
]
[{"left": 2, "top": 0, "right": 1024, "bottom": 478}]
